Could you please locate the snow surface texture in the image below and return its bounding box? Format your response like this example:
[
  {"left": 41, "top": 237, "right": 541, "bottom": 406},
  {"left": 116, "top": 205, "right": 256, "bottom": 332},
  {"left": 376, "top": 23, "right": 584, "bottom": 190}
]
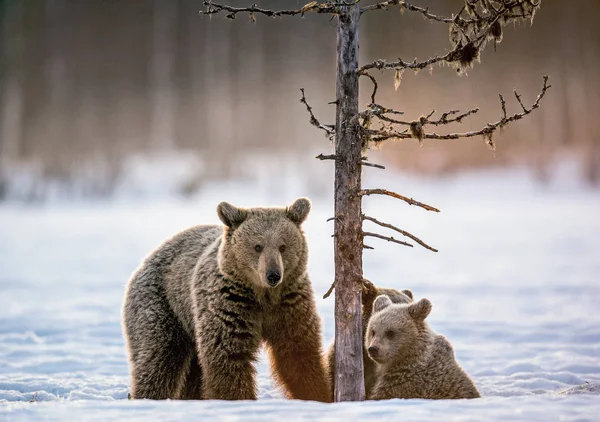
[{"left": 1, "top": 161, "right": 599, "bottom": 421}]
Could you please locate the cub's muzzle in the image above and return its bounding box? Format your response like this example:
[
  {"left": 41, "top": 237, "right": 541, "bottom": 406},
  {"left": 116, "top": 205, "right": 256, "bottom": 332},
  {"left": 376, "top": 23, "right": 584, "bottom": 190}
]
[{"left": 367, "top": 345, "right": 379, "bottom": 359}]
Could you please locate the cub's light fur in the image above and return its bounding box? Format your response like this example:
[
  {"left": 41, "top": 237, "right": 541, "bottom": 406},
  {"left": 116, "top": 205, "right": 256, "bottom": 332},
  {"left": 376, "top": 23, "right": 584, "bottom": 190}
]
[
  {"left": 122, "top": 198, "right": 330, "bottom": 401},
  {"left": 366, "top": 296, "right": 480, "bottom": 400},
  {"left": 324, "top": 280, "right": 414, "bottom": 399}
]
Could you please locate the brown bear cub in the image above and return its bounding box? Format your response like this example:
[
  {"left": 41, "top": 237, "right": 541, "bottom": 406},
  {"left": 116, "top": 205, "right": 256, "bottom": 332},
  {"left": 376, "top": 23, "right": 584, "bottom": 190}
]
[
  {"left": 366, "top": 295, "right": 480, "bottom": 400},
  {"left": 324, "top": 280, "right": 414, "bottom": 399},
  {"left": 122, "top": 198, "right": 331, "bottom": 401}
]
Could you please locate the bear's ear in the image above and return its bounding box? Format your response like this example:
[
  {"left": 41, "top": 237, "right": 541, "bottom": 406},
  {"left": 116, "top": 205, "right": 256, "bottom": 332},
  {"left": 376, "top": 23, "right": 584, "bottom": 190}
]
[
  {"left": 408, "top": 298, "right": 432, "bottom": 321},
  {"left": 286, "top": 197, "right": 311, "bottom": 225},
  {"left": 401, "top": 289, "right": 414, "bottom": 300},
  {"left": 373, "top": 295, "right": 393, "bottom": 314},
  {"left": 217, "top": 202, "right": 248, "bottom": 228}
]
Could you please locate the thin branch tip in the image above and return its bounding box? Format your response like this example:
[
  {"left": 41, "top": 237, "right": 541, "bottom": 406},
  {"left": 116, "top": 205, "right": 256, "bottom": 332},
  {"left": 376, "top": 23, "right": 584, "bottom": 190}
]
[
  {"left": 362, "top": 215, "right": 438, "bottom": 252},
  {"left": 301, "top": 89, "right": 335, "bottom": 139},
  {"left": 316, "top": 153, "right": 336, "bottom": 160},
  {"left": 363, "top": 231, "right": 414, "bottom": 248},
  {"left": 362, "top": 76, "right": 549, "bottom": 144},
  {"left": 361, "top": 188, "right": 440, "bottom": 212},
  {"left": 323, "top": 281, "right": 336, "bottom": 299}
]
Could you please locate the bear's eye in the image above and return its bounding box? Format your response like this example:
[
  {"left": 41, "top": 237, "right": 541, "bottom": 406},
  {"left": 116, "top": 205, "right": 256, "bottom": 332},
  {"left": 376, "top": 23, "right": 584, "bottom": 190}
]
[
  {"left": 385, "top": 330, "right": 395, "bottom": 339},
  {"left": 370, "top": 329, "right": 375, "bottom": 337},
  {"left": 279, "top": 245, "right": 286, "bottom": 253},
  {"left": 254, "top": 245, "right": 263, "bottom": 253}
]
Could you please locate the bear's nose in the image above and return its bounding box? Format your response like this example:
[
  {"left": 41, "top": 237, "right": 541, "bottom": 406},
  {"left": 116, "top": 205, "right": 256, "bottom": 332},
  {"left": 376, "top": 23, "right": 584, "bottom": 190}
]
[
  {"left": 368, "top": 346, "right": 379, "bottom": 357},
  {"left": 266, "top": 269, "right": 281, "bottom": 286}
]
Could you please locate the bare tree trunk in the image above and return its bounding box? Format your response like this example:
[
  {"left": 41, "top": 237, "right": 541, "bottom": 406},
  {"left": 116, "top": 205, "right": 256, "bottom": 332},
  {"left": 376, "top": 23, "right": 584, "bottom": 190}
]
[{"left": 333, "top": 4, "right": 365, "bottom": 402}]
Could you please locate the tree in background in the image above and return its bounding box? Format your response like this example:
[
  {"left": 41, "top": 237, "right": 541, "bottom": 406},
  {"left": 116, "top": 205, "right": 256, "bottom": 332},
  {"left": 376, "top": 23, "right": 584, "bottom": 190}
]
[{"left": 203, "top": 0, "right": 548, "bottom": 402}]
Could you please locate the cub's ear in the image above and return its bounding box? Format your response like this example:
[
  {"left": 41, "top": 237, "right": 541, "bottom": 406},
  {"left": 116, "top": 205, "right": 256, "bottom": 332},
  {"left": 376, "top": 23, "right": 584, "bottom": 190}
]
[
  {"left": 217, "top": 202, "right": 248, "bottom": 228},
  {"left": 373, "top": 295, "right": 393, "bottom": 314},
  {"left": 286, "top": 197, "right": 311, "bottom": 225},
  {"left": 408, "top": 298, "right": 432, "bottom": 321},
  {"left": 401, "top": 289, "right": 414, "bottom": 300}
]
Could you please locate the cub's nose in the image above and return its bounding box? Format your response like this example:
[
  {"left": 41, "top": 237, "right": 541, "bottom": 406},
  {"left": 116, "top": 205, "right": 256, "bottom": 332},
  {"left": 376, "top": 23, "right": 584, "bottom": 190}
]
[
  {"left": 368, "top": 346, "right": 379, "bottom": 357},
  {"left": 266, "top": 269, "right": 281, "bottom": 286}
]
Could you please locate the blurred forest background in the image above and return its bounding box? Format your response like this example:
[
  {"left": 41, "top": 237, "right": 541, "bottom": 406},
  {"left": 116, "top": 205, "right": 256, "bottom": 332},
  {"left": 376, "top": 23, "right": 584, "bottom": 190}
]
[{"left": 0, "top": 0, "right": 599, "bottom": 201}]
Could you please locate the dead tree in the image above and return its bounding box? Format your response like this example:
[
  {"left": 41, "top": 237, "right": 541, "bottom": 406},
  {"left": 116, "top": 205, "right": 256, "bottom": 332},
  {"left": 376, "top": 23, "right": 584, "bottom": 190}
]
[{"left": 201, "top": 0, "right": 549, "bottom": 402}]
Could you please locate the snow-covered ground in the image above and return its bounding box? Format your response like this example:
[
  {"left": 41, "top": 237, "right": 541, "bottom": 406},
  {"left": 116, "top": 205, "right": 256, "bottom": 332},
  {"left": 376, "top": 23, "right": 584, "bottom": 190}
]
[{"left": 1, "top": 161, "right": 599, "bottom": 421}]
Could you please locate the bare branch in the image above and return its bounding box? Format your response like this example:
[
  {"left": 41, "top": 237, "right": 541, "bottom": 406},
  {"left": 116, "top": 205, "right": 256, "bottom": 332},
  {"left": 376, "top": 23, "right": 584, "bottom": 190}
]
[
  {"left": 316, "top": 153, "right": 336, "bottom": 160},
  {"left": 301, "top": 89, "right": 335, "bottom": 140},
  {"left": 359, "top": 71, "right": 378, "bottom": 104},
  {"left": 317, "top": 153, "right": 385, "bottom": 168},
  {"left": 201, "top": 1, "right": 360, "bottom": 19},
  {"left": 499, "top": 94, "right": 507, "bottom": 120},
  {"left": 363, "top": 215, "right": 438, "bottom": 252},
  {"left": 360, "top": 1, "right": 542, "bottom": 74},
  {"left": 514, "top": 89, "right": 528, "bottom": 113},
  {"left": 318, "top": 153, "right": 386, "bottom": 168},
  {"left": 365, "top": 76, "right": 550, "bottom": 144},
  {"left": 361, "top": 161, "right": 385, "bottom": 170},
  {"left": 323, "top": 281, "right": 336, "bottom": 299},
  {"left": 361, "top": 0, "right": 458, "bottom": 23},
  {"left": 360, "top": 51, "right": 458, "bottom": 74},
  {"left": 361, "top": 156, "right": 385, "bottom": 169},
  {"left": 363, "top": 231, "right": 414, "bottom": 248},
  {"left": 360, "top": 104, "right": 479, "bottom": 130},
  {"left": 361, "top": 188, "right": 440, "bottom": 212},
  {"left": 354, "top": 104, "right": 406, "bottom": 130},
  {"left": 429, "top": 108, "right": 479, "bottom": 126},
  {"left": 363, "top": 244, "right": 374, "bottom": 250},
  {"left": 381, "top": 107, "right": 404, "bottom": 116}
]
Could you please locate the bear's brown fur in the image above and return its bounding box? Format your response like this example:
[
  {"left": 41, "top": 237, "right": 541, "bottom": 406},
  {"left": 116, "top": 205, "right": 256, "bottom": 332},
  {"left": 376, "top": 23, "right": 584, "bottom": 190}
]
[
  {"left": 122, "top": 198, "right": 331, "bottom": 401},
  {"left": 324, "top": 280, "right": 414, "bottom": 399},
  {"left": 366, "top": 295, "right": 480, "bottom": 400}
]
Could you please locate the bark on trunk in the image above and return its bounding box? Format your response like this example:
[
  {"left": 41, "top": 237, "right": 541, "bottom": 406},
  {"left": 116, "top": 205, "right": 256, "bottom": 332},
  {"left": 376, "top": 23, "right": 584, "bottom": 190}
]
[{"left": 333, "top": 4, "right": 365, "bottom": 402}]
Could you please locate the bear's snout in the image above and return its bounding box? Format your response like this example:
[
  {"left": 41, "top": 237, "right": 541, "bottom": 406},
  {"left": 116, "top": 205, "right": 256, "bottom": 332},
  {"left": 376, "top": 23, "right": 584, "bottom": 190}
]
[
  {"left": 368, "top": 345, "right": 380, "bottom": 359},
  {"left": 266, "top": 268, "right": 282, "bottom": 286}
]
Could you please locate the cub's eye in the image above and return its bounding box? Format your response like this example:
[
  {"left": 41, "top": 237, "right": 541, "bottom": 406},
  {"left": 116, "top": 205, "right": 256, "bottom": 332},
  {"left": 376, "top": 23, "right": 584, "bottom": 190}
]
[
  {"left": 385, "top": 330, "right": 395, "bottom": 339},
  {"left": 279, "top": 245, "right": 286, "bottom": 253},
  {"left": 254, "top": 245, "right": 263, "bottom": 253},
  {"left": 370, "top": 329, "right": 375, "bottom": 337}
]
